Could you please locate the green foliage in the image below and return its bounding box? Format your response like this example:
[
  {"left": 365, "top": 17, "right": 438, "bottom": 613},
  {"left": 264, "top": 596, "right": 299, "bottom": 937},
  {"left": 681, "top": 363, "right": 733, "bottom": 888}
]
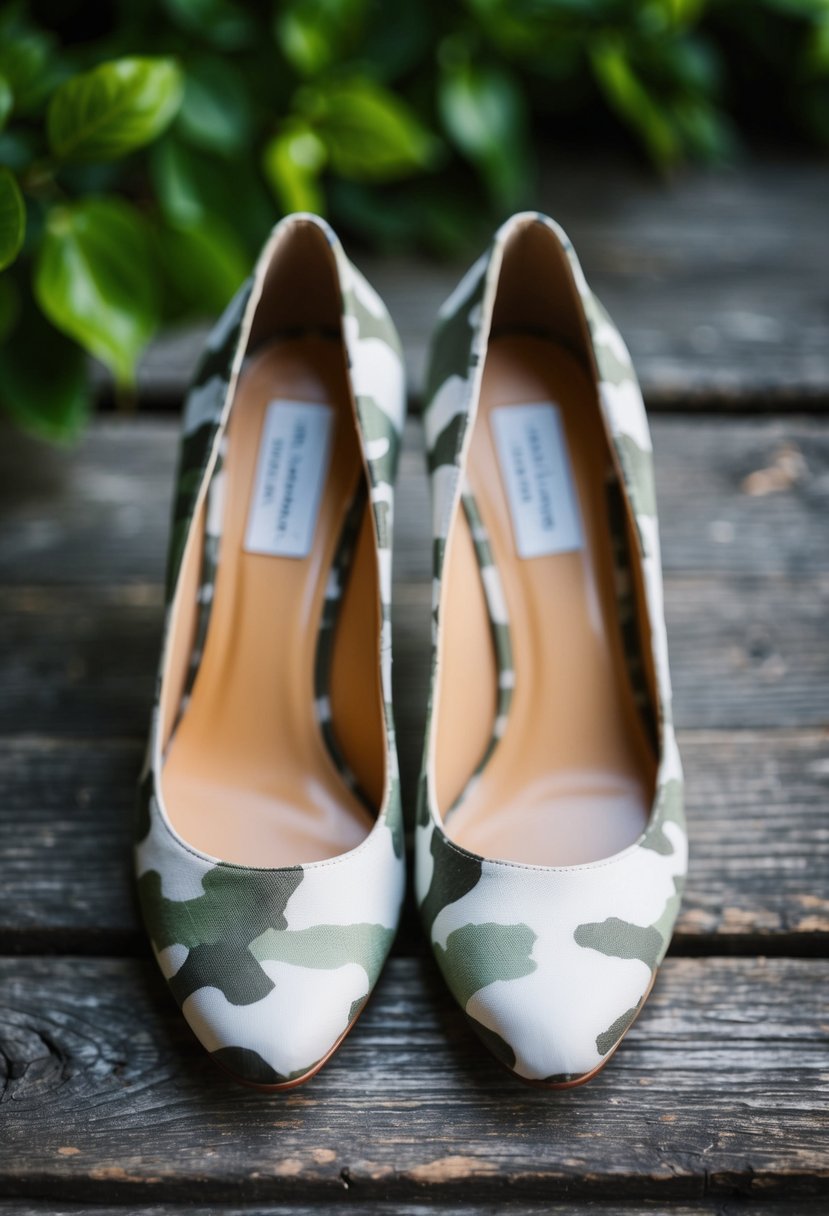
[
  {"left": 438, "top": 54, "right": 530, "bottom": 208},
  {"left": 0, "top": 168, "right": 26, "bottom": 269},
  {"left": 0, "top": 0, "right": 827, "bottom": 439},
  {"left": 48, "top": 58, "right": 183, "bottom": 162},
  {"left": 0, "top": 284, "right": 89, "bottom": 441},
  {"left": 35, "top": 197, "right": 158, "bottom": 386},
  {"left": 296, "top": 77, "right": 441, "bottom": 182}
]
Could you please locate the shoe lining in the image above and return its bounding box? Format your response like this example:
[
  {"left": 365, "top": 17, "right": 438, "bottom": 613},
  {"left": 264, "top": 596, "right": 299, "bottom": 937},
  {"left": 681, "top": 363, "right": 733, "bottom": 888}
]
[
  {"left": 160, "top": 334, "right": 385, "bottom": 867},
  {"left": 434, "top": 333, "right": 658, "bottom": 867}
]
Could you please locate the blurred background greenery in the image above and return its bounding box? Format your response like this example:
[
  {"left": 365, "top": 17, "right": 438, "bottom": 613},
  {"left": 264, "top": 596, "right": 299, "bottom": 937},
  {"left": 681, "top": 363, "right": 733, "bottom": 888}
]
[{"left": 1, "top": 0, "right": 828, "bottom": 439}]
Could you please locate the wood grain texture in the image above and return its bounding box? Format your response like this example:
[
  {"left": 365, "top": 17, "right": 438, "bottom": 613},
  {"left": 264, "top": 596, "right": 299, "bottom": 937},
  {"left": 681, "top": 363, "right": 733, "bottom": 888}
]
[
  {"left": 127, "top": 160, "right": 829, "bottom": 410},
  {"left": 0, "top": 732, "right": 825, "bottom": 954},
  {"left": 0, "top": 418, "right": 826, "bottom": 739},
  {"left": 0, "top": 1207, "right": 825, "bottom": 1216},
  {"left": 391, "top": 573, "right": 829, "bottom": 741},
  {"left": 0, "top": 399, "right": 827, "bottom": 1206},
  {"left": 0, "top": 570, "right": 824, "bottom": 739},
  {"left": 0, "top": 956, "right": 827, "bottom": 1203},
  {"left": 0, "top": 414, "right": 826, "bottom": 952},
  {"left": 3, "top": 416, "right": 828, "bottom": 585}
]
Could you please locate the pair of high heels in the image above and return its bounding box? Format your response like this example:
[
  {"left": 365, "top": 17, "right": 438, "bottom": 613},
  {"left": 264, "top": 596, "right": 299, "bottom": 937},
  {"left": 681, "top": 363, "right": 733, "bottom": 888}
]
[{"left": 136, "top": 211, "right": 687, "bottom": 1089}]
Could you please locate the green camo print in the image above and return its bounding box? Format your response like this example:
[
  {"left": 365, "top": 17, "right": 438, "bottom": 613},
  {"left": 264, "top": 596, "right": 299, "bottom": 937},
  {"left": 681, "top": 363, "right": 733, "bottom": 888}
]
[
  {"left": 136, "top": 215, "right": 406, "bottom": 1086},
  {"left": 415, "top": 211, "right": 688, "bottom": 1083}
]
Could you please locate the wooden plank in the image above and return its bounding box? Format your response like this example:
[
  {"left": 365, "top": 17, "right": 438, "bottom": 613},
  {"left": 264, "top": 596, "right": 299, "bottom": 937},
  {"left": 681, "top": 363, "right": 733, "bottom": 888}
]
[
  {"left": 128, "top": 160, "right": 829, "bottom": 410},
  {"left": 1, "top": 416, "right": 827, "bottom": 586},
  {"left": 0, "top": 417, "right": 826, "bottom": 737},
  {"left": 0, "top": 1206, "right": 824, "bottom": 1216},
  {"left": 0, "top": 956, "right": 825, "bottom": 1202},
  {"left": 393, "top": 417, "right": 829, "bottom": 582},
  {"left": 392, "top": 572, "right": 829, "bottom": 738},
  {"left": 0, "top": 568, "right": 825, "bottom": 738},
  {"left": 0, "top": 738, "right": 142, "bottom": 954},
  {"left": 0, "top": 732, "right": 825, "bottom": 954}
]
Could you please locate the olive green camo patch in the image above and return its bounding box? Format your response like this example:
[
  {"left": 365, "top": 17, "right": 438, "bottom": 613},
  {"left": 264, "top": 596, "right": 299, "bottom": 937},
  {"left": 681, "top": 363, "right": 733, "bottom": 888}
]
[
  {"left": 573, "top": 917, "right": 665, "bottom": 971},
  {"left": 466, "top": 1016, "right": 517, "bottom": 1070},
  {"left": 434, "top": 921, "right": 538, "bottom": 1008},
  {"left": 250, "top": 922, "right": 395, "bottom": 987},
  {"left": 418, "top": 827, "right": 483, "bottom": 936},
  {"left": 138, "top": 864, "right": 303, "bottom": 1006},
  {"left": 642, "top": 778, "right": 684, "bottom": 855},
  {"left": 595, "top": 1002, "right": 641, "bottom": 1058},
  {"left": 211, "top": 1045, "right": 294, "bottom": 1085}
]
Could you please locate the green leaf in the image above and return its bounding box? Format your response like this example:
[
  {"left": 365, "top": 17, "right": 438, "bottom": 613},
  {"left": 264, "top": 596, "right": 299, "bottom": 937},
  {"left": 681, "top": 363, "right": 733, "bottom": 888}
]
[
  {"left": 0, "top": 168, "right": 26, "bottom": 270},
  {"left": 275, "top": 0, "right": 368, "bottom": 76},
  {"left": 591, "top": 39, "right": 682, "bottom": 167},
  {"left": 0, "top": 26, "right": 58, "bottom": 114},
  {"left": 263, "top": 124, "right": 327, "bottom": 213},
  {"left": 0, "top": 288, "right": 90, "bottom": 443},
  {"left": 151, "top": 137, "right": 208, "bottom": 227},
  {"left": 155, "top": 218, "right": 248, "bottom": 317},
  {"left": 358, "top": 0, "right": 433, "bottom": 82},
  {"left": 0, "top": 129, "right": 37, "bottom": 173},
  {"left": 330, "top": 177, "right": 487, "bottom": 257},
  {"left": 177, "top": 58, "right": 252, "bottom": 155},
  {"left": 34, "top": 197, "right": 159, "bottom": 385},
  {"left": 48, "top": 57, "right": 183, "bottom": 163},
  {"left": 0, "top": 274, "right": 18, "bottom": 342},
  {"left": 438, "top": 61, "right": 532, "bottom": 208},
  {"left": 299, "top": 78, "right": 440, "bottom": 181},
  {"left": 151, "top": 136, "right": 274, "bottom": 249},
  {"left": 161, "top": 0, "right": 256, "bottom": 50},
  {"left": 0, "top": 74, "right": 12, "bottom": 131},
  {"left": 673, "top": 97, "right": 736, "bottom": 162},
  {"left": 806, "top": 16, "right": 829, "bottom": 73}
]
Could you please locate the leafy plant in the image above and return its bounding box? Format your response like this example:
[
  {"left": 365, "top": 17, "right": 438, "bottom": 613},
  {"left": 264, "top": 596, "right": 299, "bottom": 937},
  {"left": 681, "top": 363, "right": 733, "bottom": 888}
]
[{"left": 1, "top": 0, "right": 828, "bottom": 440}]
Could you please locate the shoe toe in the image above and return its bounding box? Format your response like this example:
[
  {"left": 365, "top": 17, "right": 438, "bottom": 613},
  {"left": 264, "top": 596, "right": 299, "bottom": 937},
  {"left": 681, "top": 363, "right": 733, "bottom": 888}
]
[
  {"left": 139, "top": 786, "right": 404, "bottom": 1086},
  {"left": 462, "top": 959, "right": 652, "bottom": 1083},
  {"left": 177, "top": 955, "right": 374, "bottom": 1086},
  {"left": 430, "top": 910, "right": 663, "bottom": 1082},
  {"left": 420, "top": 810, "right": 684, "bottom": 1083}
]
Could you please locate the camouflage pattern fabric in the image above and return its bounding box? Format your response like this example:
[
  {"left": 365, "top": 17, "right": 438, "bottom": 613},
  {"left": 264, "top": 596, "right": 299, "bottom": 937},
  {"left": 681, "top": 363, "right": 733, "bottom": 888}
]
[
  {"left": 312, "top": 480, "right": 373, "bottom": 801},
  {"left": 136, "top": 214, "right": 406, "bottom": 1086},
  {"left": 415, "top": 212, "right": 687, "bottom": 1083}
]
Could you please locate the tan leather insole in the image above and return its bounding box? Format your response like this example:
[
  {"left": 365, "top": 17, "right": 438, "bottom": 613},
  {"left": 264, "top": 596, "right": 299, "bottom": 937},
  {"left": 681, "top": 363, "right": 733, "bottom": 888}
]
[
  {"left": 161, "top": 336, "right": 381, "bottom": 867},
  {"left": 436, "top": 335, "right": 656, "bottom": 866}
]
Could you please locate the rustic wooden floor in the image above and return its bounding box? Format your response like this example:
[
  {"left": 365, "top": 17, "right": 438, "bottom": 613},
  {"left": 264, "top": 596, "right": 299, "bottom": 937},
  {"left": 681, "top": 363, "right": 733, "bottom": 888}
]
[{"left": 0, "top": 160, "right": 827, "bottom": 1214}]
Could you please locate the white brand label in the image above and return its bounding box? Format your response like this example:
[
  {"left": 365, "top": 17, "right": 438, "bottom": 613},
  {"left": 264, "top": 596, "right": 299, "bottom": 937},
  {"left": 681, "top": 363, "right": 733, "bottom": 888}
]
[
  {"left": 244, "top": 400, "right": 333, "bottom": 558},
  {"left": 490, "top": 402, "right": 583, "bottom": 558}
]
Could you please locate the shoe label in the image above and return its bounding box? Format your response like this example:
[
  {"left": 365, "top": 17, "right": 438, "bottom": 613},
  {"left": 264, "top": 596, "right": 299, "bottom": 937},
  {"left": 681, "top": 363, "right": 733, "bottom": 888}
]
[
  {"left": 490, "top": 402, "right": 583, "bottom": 558},
  {"left": 244, "top": 399, "right": 334, "bottom": 558}
]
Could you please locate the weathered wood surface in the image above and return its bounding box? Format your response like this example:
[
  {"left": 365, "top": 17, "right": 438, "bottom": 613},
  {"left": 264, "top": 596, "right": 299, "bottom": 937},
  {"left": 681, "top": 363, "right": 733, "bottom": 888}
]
[
  {"left": 1, "top": 1206, "right": 821, "bottom": 1216},
  {"left": 0, "top": 957, "right": 827, "bottom": 1203},
  {"left": 1, "top": 1207, "right": 826, "bottom": 1216},
  {"left": 0, "top": 398, "right": 827, "bottom": 1210},
  {"left": 1, "top": 417, "right": 827, "bottom": 737},
  {"left": 0, "top": 417, "right": 826, "bottom": 959},
  {"left": 3, "top": 417, "right": 828, "bottom": 585},
  {"left": 128, "top": 159, "right": 829, "bottom": 409},
  {"left": 0, "top": 731, "right": 826, "bottom": 955},
  {"left": 0, "top": 572, "right": 825, "bottom": 738}
]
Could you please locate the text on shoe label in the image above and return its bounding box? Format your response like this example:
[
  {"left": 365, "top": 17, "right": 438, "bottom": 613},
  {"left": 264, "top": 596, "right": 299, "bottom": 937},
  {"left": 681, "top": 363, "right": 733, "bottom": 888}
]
[
  {"left": 244, "top": 400, "right": 334, "bottom": 558},
  {"left": 491, "top": 402, "right": 583, "bottom": 558}
]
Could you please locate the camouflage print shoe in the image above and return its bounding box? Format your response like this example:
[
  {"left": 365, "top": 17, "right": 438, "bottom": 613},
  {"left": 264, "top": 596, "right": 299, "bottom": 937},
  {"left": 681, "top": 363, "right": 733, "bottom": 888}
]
[
  {"left": 416, "top": 212, "right": 687, "bottom": 1086},
  {"left": 136, "top": 214, "right": 406, "bottom": 1089}
]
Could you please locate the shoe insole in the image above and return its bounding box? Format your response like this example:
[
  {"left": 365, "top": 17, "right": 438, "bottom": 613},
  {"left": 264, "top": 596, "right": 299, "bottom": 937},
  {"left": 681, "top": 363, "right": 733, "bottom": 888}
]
[
  {"left": 435, "top": 334, "right": 656, "bottom": 866},
  {"left": 161, "top": 335, "right": 381, "bottom": 867}
]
